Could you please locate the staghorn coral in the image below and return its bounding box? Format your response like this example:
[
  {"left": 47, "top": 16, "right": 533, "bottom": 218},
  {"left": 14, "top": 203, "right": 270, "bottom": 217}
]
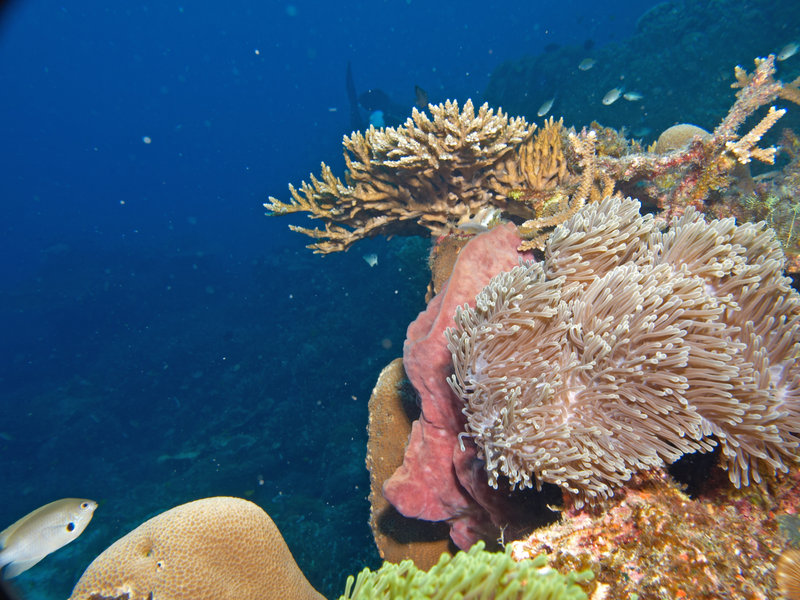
[
  {"left": 68, "top": 497, "right": 324, "bottom": 600},
  {"left": 597, "top": 55, "right": 789, "bottom": 219},
  {"left": 339, "top": 540, "right": 593, "bottom": 600},
  {"left": 265, "top": 100, "right": 536, "bottom": 253},
  {"left": 447, "top": 196, "right": 800, "bottom": 505},
  {"left": 731, "top": 56, "right": 800, "bottom": 110}
]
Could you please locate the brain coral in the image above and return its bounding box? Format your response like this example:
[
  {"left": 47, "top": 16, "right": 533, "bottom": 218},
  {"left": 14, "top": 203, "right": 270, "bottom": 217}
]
[
  {"left": 69, "top": 497, "right": 324, "bottom": 600},
  {"left": 447, "top": 196, "right": 800, "bottom": 504}
]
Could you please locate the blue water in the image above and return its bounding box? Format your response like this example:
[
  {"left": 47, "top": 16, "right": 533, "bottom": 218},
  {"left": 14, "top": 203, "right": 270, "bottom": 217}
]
[{"left": 1, "top": 1, "right": 790, "bottom": 598}]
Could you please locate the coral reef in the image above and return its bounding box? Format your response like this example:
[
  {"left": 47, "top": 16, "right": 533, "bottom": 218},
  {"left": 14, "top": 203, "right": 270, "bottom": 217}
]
[
  {"left": 485, "top": 0, "right": 800, "bottom": 140},
  {"left": 382, "top": 223, "right": 540, "bottom": 551},
  {"left": 741, "top": 128, "right": 800, "bottom": 272},
  {"left": 68, "top": 497, "right": 324, "bottom": 600},
  {"left": 448, "top": 195, "right": 800, "bottom": 505},
  {"left": 591, "top": 55, "right": 789, "bottom": 221},
  {"left": 339, "top": 540, "right": 593, "bottom": 600},
  {"left": 268, "top": 51, "right": 800, "bottom": 270},
  {"left": 509, "top": 469, "right": 800, "bottom": 600},
  {"left": 516, "top": 128, "right": 613, "bottom": 251},
  {"left": 266, "top": 104, "right": 611, "bottom": 254},
  {"left": 67, "top": 495, "right": 595, "bottom": 600}
]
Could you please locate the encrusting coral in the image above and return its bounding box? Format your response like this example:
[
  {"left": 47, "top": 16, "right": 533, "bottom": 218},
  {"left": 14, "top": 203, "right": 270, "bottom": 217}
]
[
  {"left": 509, "top": 469, "right": 800, "bottom": 599},
  {"left": 68, "top": 497, "right": 325, "bottom": 600},
  {"left": 339, "top": 540, "right": 592, "bottom": 600},
  {"left": 447, "top": 195, "right": 800, "bottom": 505}
]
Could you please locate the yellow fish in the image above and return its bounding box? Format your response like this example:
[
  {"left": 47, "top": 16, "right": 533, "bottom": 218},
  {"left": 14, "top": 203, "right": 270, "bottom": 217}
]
[
  {"left": 577, "top": 58, "right": 596, "bottom": 71},
  {"left": 0, "top": 498, "right": 97, "bottom": 578}
]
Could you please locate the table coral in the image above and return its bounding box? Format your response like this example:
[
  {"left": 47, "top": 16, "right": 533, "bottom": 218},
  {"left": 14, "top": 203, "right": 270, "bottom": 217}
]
[
  {"left": 447, "top": 195, "right": 800, "bottom": 506},
  {"left": 265, "top": 100, "right": 535, "bottom": 253}
]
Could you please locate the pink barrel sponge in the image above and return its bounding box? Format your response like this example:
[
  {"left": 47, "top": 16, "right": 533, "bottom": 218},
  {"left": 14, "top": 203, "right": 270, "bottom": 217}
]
[{"left": 382, "top": 223, "right": 533, "bottom": 549}]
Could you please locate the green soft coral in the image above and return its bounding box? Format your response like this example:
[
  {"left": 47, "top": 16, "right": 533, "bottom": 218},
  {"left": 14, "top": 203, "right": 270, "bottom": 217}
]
[{"left": 339, "top": 541, "right": 593, "bottom": 600}]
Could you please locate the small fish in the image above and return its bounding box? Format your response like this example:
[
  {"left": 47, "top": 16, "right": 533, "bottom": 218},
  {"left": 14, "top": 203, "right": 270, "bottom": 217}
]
[
  {"left": 0, "top": 498, "right": 97, "bottom": 578},
  {"left": 577, "top": 58, "right": 596, "bottom": 71},
  {"left": 363, "top": 253, "right": 378, "bottom": 267},
  {"left": 414, "top": 85, "right": 429, "bottom": 110},
  {"left": 623, "top": 91, "right": 644, "bottom": 102},
  {"left": 777, "top": 42, "right": 799, "bottom": 61},
  {"left": 537, "top": 97, "right": 555, "bottom": 117},
  {"left": 602, "top": 87, "right": 624, "bottom": 105}
]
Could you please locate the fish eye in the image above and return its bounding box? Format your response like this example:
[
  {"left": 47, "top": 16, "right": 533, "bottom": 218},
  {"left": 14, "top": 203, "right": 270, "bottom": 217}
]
[
  {"left": 67, "top": 522, "right": 75, "bottom": 532},
  {"left": 81, "top": 502, "right": 89, "bottom": 509}
]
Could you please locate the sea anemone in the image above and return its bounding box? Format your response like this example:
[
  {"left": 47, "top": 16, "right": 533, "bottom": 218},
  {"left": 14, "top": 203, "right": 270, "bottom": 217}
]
[{"left": 447, "top": 196, "right": 800, "bottom": 504}]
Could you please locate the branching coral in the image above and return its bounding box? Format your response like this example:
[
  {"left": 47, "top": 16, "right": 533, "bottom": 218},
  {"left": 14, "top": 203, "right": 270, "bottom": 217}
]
[
  {"left": 447, "top": 196, "right": 800, "bottom": 505},
  {"left": 265, "top": 100, "right": 536, "bottom": 253},
  {"left": 597, "top": 55, "right": 791, "bottom": 218},
  {"left": 516, "top": 129, "right": 612, "bottom": 251},
  {"left": 265, "top": 103, "right": 601, "bottom": 253},
  {"left": 267, "top": 55, "right": 797, "bottom": 258},
  {"left": 625, "top": 56, "right": 800, "bottom": 269}
]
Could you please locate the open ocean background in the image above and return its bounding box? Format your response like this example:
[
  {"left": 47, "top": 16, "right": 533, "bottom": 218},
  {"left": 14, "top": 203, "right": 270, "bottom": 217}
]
[{"left": 1, "top": 1, "right": 798, "bottom": 598}]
